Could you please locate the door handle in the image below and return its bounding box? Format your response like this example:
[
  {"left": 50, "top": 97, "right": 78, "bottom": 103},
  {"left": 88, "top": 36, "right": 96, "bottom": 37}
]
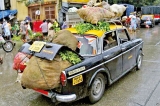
[
  {"left": 104, "top": 55, "right": 109, "bottom": 59},
  {"left": 122, "top": 47, "right": 126, "bottom": 51}
]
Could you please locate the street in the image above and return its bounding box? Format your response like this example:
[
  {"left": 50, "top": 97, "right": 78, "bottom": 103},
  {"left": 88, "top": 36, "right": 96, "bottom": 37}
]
[{"left": 0, "top": 25, "right": 160, "bottom": 106}]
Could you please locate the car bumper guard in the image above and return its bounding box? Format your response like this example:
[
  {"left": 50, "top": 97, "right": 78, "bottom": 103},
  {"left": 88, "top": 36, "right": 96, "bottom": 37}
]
[{"left": 34, "top": 89, "right": 76, "bottom": 103}]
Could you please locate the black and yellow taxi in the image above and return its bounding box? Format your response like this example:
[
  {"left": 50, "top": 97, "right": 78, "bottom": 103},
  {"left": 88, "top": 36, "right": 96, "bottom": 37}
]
[
  {"left": 140, "top": 15, "right": 155, "bottom": 28},
  {"left": 15, "top": 22, "right": 144, "bottom": 104}
]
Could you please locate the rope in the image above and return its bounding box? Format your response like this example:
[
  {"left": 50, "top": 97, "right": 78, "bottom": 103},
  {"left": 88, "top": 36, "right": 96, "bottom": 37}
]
[{"left": 35, "top": 57, "right": 53, "bottom": 93}]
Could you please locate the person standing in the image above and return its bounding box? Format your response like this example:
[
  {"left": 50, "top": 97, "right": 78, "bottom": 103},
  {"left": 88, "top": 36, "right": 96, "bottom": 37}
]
[
  {"left": 129, "top": 16, "right": 137, "bottom": 33},
  {"left": 2, "top": 20, "right": 11, "bottom": 40},
  {"left": 14, "top": 21, "right": 20, "bottom": 35},
  {"left": 0, "top": 22, "right": 3, "bottom": 35},
  {"left": 61, "top": 21, "right": 67, "bottom": 29},
  {"left": 40, "top": 19, "right": 48, "bottom": 41},
  {"left": 47, "top": 19, "right": 55, "bottom": 41},
  {"left": 19, "top": 21, "right": 27, "bottom": 43},
  {"left": 47, "top": 19, "right": 53, "bottom": 30},
  {"left": 136, "top": 16, "right": 140, "bottom": 30},
  {"left": 125, "top": 16, "right": 131, "bottom": 28},
  {"left": 24, "top": 22, "right": 30, "bottom": 41}
]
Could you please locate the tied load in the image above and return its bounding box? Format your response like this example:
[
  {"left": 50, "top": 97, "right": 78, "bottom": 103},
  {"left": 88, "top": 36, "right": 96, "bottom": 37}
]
[
  {"left": 14, "top": 30, "right": 83, "bottom": 90},
  {"left": 77, "top": 3, "right": 126, "bottom": 24}
]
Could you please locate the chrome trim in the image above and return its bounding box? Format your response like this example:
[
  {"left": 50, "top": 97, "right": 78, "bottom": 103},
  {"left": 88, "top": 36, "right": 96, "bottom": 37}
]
[
  {"left": 56, "top": 94, "right": 76, "bottom": 102},
  {"left": 67, "top": 41, "right": 143, "bottom": 79},
  {"left": 122, "top": 41, "right": 143, "bottom": 54},
  {"left": 36, "top": 90, "right": 76, "bottom": 103}
]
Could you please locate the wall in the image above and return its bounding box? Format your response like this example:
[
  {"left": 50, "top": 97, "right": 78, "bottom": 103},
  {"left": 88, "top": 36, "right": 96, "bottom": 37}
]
[{"left": 10, "top": 1, "right": 28, "bottom": 21}]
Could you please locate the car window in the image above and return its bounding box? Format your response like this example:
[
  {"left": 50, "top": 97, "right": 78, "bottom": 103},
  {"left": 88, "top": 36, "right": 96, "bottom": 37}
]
[
  {"left": 103, "top": 31, "right": 117, "bottom": 50},
  {"left": 117, "top": 29, "right": 130, "bottom": 43},
  {"left": 74, "top": 34, "right": 98, "bottom": 56}
]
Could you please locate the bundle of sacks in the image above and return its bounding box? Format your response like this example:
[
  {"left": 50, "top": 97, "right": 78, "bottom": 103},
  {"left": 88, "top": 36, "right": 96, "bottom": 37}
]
[
  {"left": 21, "top": 30, "right": 78, "bottom": 90},
  {"left": 77, "top": 1, "right": 126, "bottom": 24},
  {"left": 109, "top": 4, "right": 126, "bottom": 18},
  {"left": 77, "top": 7, "right": 115, "bottom": 24}
]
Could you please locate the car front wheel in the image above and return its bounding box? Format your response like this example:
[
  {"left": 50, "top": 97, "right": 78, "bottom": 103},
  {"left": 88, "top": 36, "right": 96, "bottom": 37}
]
[{"left": 88, "top": 73, "right": 105, "bottom": 104}]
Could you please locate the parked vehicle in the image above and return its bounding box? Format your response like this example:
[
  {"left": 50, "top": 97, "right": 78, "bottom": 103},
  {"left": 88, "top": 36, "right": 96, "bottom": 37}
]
[
  {"left": 141, "top": 6, "right": 160, "bottom": 24},
  {"left": 13, "top": 20, "right": 143, "bottom": 104},
  {"left": 140, "top": 15, "right": 155, "bottom": 28}
]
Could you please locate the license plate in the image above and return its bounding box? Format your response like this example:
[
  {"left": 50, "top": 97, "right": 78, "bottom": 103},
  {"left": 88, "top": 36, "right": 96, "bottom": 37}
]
[
  {"left": 72, "top": 75, "right": 83, "bottom": 85},
  {"left": 29, "top": 41, "right": 46, "bottom": 52}
]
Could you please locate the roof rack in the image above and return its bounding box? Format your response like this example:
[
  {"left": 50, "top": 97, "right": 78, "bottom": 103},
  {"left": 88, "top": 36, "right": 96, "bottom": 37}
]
[{"left": 102, "top": 18, "right": 124, "bottom": 29}]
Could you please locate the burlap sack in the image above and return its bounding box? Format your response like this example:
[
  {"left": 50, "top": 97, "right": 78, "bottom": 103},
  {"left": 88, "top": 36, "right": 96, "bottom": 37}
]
[
  {"left": 21, "top": 55, "right": 72, "bottom": 90},
  {"left": 52, "top": 30, "right": 78, "bottom": 51},
  {"left": 77, "top": 7, "right": 115, "bottom": 24},
  {"left": 109, "top": 4, "right": 126, "bottom": 18}
]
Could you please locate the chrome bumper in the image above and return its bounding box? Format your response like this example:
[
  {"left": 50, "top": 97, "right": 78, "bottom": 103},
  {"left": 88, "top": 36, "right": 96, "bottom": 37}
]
[
  {"left": 34, "top": 89, "right": 76, "bottom": 103},
  {"left": 56, "top": 94, "right": 76, "bottom": 102}
]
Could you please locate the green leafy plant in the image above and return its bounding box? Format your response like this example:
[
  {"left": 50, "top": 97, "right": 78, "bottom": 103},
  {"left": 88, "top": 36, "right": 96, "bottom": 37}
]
[
  {"left": 59, "top": 50, "right": 82, "bottom": 65},
  {"left": 74, "top": 21, "right": 110, "bottom": 34},
  {"left": 12, "top": 35, "right": 21, "bottom": 41},
  {"left": 28, "top": 30, "right": 43, "bottom": 40}
]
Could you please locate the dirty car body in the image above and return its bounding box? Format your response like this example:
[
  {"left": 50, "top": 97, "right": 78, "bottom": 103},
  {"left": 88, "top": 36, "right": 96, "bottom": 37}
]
[{"left": 15, "top": 24, "right": 144, "bottom": 104}]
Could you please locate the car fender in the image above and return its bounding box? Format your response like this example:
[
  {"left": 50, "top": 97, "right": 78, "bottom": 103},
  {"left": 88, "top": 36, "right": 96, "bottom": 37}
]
[{"left": 88, "top": 67, "right": 110, "bottom": 87}]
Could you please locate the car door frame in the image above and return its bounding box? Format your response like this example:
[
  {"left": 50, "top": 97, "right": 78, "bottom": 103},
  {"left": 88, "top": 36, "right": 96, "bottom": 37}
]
[
  {"left": 117, "top": 28, "right": 136, "bottom": 73},
  {"left": 101, "top": 30, "right": 123, "bottom": 81}
]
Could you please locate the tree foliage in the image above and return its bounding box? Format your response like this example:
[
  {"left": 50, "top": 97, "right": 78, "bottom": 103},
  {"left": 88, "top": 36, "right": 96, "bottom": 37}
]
[{"left": 107, "top": 0, "right": 159, "bottom": 7}]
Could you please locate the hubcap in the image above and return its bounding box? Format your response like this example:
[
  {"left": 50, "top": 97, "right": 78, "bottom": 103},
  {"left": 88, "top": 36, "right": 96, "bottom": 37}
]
[
  {"left": 92, "top": 78, "right": 102, "bottom": 96},
  {"left": 4, "top": 43, "right": 12, "bottom": 51}
]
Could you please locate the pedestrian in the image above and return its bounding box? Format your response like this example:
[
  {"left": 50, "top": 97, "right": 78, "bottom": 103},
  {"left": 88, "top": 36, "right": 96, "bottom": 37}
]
[
  {"left": 25, "top": 20, "right": 31, "bottom": 30},
  {"left": 47, "top": 19, "right": 53, "bottom": 30},
  {"left": 2, "top": 20, "right": 11, "bottom": 40},
  {"left": 0, "top": 21, "right": 3, "bottom": 35},
  {"left": 61, "top": 21, "right": 67, "bottom": 29},
  {"left": 145, "top": 17, "right": 151, "bottom": 28},
  {"left": 47, "top": 19, "right": 55, "bottom": 41},
  {"left": 40, "top": 19, "right": 48, "bottom": 41},
  {"left": 52, "top": 19, "right": 60, "bottom": 32},
  {"left": 129, "top": 16, "right": 137, "bottom": 33},
  {"left": 12, "top": 21, "right": 20, "bottom": 36},
  {"left": 125, "top": 16, "right": 131, "bottom": 28},
  {"left": 24, "top": 22, "right": 30, "bottom": 41},
  {"left": 136, "top": 16, "right": 140, "bottom": 30},
  {"left": 19, "top": 21, "right": 27, "bottom": 43}
]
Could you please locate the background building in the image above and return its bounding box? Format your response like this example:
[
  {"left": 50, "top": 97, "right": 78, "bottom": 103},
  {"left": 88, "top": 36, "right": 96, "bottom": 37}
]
[{"left": 10, "top": 0, "right": 28, "bottom": 21}]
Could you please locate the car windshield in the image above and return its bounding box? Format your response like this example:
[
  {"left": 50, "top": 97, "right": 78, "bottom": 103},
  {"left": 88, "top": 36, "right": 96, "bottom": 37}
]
[
  {"left": 142, "top": 16, "right": 153, "bottom": 20},
  {"left": 74, "top": 34, "right": 98, "bottom": 56}
]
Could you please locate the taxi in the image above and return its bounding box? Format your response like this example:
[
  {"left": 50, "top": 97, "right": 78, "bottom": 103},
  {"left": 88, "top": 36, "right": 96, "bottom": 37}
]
[
  {"left": 140, "top": 15, "right": 155, "bottom": 28},
  {"left": 15, "top": 22, "right": 144, "bottom": 104}
]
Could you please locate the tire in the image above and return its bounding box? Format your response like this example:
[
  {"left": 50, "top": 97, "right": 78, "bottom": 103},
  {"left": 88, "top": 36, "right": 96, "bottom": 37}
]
[
  {"left": 88, "top": 73, "right": 105, "bottom": 104},
  {"left": 136, "top": 50, "right": 143, "bottom": 70},
  {"left": 2, "top": 41, "right": 14, "bottom": 52}
]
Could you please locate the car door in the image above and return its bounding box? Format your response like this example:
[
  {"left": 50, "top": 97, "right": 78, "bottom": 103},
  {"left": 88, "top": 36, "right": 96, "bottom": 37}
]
[
  {"left": 102, "top": 31, "right": 123, "bottom": 80},
  {"left": 118, "top": 29, "right": 136, "bottom": 73}
]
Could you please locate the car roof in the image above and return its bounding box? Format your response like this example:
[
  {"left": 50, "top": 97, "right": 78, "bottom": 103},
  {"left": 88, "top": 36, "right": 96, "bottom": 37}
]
[{"left": 66, "top": 25, "right": 124, "bottom": 38}]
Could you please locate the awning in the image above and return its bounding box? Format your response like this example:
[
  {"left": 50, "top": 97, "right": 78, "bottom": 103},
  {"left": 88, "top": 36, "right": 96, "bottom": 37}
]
[{"left": 0, "top": 9, "right": 17, "bottom": 20}]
